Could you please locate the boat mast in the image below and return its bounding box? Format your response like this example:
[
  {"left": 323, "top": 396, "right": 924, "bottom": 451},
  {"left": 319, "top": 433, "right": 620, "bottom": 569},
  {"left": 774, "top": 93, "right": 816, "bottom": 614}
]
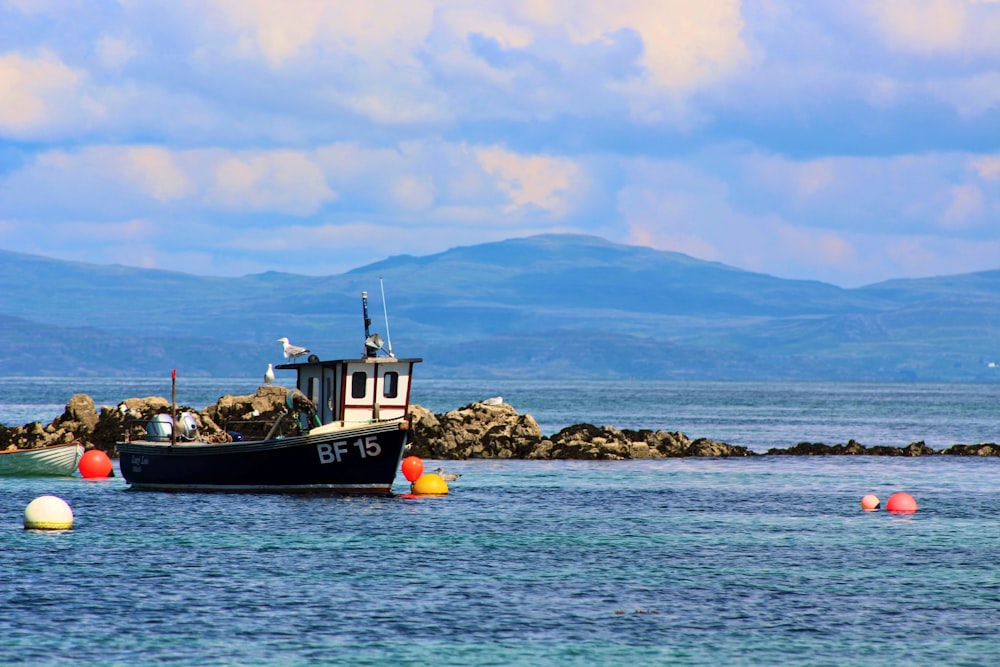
[
  {"left": 379, "top": 277, "right": 395, "bottom": 358},
  {"left": 361, "top": 291, "right": 372, "bottom": 341}
]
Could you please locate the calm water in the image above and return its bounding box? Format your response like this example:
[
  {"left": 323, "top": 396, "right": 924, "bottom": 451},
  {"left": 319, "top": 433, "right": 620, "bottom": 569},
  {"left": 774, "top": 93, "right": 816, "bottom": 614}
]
[
  {"left": 2, "top": 458, "right": 1000, "bottom": 665},
  {"left": 2, "top": 378, "right": 1000, "bottom": 665}
]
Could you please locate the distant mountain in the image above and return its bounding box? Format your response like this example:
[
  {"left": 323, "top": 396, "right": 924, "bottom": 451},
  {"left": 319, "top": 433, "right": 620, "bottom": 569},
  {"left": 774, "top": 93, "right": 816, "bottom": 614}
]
[{"left": 2, "top": 234, "right": 999, "bottom": 380}]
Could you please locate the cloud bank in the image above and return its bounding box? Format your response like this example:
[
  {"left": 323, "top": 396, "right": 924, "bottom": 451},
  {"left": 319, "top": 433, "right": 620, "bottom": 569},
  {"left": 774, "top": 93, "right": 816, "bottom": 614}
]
[{"left": 0, "top": 0, "right": 998, "bottom": 286}]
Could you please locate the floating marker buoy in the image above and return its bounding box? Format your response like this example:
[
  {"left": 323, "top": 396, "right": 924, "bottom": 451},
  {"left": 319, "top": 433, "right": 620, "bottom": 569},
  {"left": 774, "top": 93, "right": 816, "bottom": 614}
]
[
  {"left": 79, "top": 449, "right": 113, "bottom": 478},
  {"left": 411, "top": 473, "right": 448, "bottom": 495},
  {"left": 861, "top": 494, "right": 880, "bottom": 511},
  {"left": 24, "top": 495, "right": 74, "bottom": 530},
  {"left": 886, "top": 492, "right": 918, "bottom": 513},
  {"left": 401, "top": 456, "right": 424, "bottom": 482}
]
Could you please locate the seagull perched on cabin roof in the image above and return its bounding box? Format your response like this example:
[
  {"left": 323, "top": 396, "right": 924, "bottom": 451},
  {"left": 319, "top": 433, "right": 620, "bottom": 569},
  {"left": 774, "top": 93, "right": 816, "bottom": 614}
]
[{"left": 276, "top": 337, "right": 310, "bottom": 362}]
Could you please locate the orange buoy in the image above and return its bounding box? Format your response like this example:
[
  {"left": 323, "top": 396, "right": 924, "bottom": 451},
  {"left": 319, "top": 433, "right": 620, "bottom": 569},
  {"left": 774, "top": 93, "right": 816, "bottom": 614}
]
[
  {"left": 401, "top": 456, "right": 424, "bottom": 482},
  {"left": 861, "top": 494, "right": 880, "bottom": 511},
  {"left": 411, "top": 473, "right": 448, "bottom": 495},
  {"left": 885, "top": 492, "right": 918, "bottom": 513},
  {"left": 79, "top": 449, "right": 113, "bottom": 478}
]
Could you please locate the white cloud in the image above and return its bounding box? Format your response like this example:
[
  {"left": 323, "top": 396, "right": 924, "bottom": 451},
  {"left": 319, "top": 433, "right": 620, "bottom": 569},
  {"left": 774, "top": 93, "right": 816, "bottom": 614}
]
[
  {"left": 95, "top": 35, "right": 138, "bottom": 71},
  {"left": 940, "top": 184, "right": 985, "bottom": 228},
  {"left": 923, "top": 71, "right": 1000, "bottom": 117},
  {"left": 208, "top": 151, "right": 335, "bottom": 215},
  {"left": 474, "top": 146, "right": 582, "bottom": 217},
  {"left": 124, "top": 147, "right": 194, "bottom": 203},
  {"left": 0, "top": 50, "right": 102, "bottom": 138},
  {"left": 200, "top": 0, "right": 436, "bottom": 67},
  {"left": 564, "top": 0, "right": 748, "bottom": 90},
  {"left": 867, "top": 0, "right": 1000, "bottom": 55},
  {"left": 972, "top": 155, "right": 1000, "bottom": 180}
]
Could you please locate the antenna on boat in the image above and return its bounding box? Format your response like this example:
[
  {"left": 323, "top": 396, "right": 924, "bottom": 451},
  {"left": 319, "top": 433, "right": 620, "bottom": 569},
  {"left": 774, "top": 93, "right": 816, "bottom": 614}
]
[
  {"left": 379, "top": 277, "right": 395, "bottom": 358},
  {"left": 362, "top": 291, "right": 372, "bottom": 340},
  {"left": 362, "top": 291, "right": 385, "bottom": 358}
]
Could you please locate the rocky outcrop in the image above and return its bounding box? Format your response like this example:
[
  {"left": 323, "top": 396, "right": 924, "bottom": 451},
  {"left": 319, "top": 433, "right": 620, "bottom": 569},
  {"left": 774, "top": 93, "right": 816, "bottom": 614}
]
[
  {"left": 4, "top": 393, "right": 1000, "bottom": 460},
  {"left": 536, "top": 425, "right": 753, "bottom": 459},
  {"left": 766, "top": 439, "right": 936, "bottom": 456},
  {"left": 407, "top": 402, "right": 754, "bottom": 459},
  {"left": 938, "top": 443, "right": 1000, "bottom": 456},
  {"left": 409, "top": 401, "right": 545, "bottom": 459}
]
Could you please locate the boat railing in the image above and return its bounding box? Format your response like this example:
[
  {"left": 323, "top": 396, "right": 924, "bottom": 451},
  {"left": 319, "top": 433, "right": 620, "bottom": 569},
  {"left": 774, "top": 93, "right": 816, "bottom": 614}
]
[{"left": 123, "top": 411, "right": 308, "bottom": 443}]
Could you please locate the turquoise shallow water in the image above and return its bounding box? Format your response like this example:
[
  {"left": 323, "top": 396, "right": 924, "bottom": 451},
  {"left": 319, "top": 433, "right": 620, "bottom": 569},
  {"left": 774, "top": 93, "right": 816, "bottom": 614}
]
[{"left": 2, "top": 457, "right": 1000, "bottom": 666}]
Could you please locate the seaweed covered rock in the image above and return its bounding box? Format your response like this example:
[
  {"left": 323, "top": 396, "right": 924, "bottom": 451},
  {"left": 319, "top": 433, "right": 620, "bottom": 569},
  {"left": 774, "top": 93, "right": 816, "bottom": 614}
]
[
  {"left": 0, "top": 394, "right": 100, "bottom": 450},
  {"left": 408, "top": 401, "right": 544, "bottom": 459},
  {"left": 938, "top": 443, "right": 1000, "bottom": 456},
  {"left": 767, "top": 440, "right": 868, "bottom": 455},
  {"left": 408, "top": 404, "right": 753, "bottom": 459},
  {"left": 766, "top": 439, "right": 935, "bottom": 456},
  {"left": 547, "top": 424, "right": 632, "bottom": 460}
]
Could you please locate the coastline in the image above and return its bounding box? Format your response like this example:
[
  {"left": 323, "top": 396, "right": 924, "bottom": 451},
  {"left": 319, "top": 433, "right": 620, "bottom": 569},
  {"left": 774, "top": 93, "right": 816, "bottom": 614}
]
[{"left": 2, "top": 392, "right": 999, "bottom": 459}]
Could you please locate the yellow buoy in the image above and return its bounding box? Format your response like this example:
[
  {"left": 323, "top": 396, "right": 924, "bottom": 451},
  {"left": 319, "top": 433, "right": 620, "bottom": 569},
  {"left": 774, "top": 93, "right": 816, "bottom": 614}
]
[
  {"left": 24, "top": 495, "right": 74, "bottom": 530},
  {"left": 411, "top": 473, "right": 449, "bottom": 495}
]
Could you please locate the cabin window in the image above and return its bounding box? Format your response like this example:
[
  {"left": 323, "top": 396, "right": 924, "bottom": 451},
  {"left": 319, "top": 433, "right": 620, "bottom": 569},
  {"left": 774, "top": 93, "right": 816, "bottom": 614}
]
[
  {"left": 351, "top": 371, "right": 368, "bottom": 399},
  {"left": 383, "top": 371, "right": 399, "bottom": 398}
]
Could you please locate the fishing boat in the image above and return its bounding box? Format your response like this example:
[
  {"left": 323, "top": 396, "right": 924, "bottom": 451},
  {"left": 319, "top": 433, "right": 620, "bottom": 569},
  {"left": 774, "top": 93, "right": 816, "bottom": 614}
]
[
  {"left": 118, "top": 291, "right": 421, "bottom": 493},
  {"left": 0, "top": 442, "right": 84, "bottom": 477}
]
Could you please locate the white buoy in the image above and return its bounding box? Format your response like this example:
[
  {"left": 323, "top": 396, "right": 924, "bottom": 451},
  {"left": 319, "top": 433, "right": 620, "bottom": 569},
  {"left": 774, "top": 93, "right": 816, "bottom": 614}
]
[{"left": 24, "top": 495, "right": 74, "bottom": 530}]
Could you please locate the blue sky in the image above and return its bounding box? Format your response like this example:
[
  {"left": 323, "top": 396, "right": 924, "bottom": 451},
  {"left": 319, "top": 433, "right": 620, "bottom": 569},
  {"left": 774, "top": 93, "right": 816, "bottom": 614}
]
[{"left": 1, "top": 0, "right": 998, "bottom": 287}]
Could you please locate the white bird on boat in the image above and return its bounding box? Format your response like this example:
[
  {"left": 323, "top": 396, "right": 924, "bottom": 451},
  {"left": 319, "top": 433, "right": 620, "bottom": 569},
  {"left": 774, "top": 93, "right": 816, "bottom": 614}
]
[
  {"left": 434, "top": 467, "right": 462, "bottom": 482},
  {"left": 277, "top": 337, "right": 310, "bottom": 362},
  {"left": 264, "top": 363, "right": 275, "bottom": 384}
]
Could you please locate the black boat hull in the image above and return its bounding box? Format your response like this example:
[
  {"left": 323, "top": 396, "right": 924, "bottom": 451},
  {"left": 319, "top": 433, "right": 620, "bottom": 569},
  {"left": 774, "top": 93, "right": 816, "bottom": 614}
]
[{"left": 118, "top": 420, "right": 410, "bottom": 493}]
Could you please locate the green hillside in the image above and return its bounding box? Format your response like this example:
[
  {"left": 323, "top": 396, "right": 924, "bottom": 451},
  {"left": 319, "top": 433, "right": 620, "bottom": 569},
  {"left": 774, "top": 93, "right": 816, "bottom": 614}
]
[{"left": 1, "top": 234, "right": 999, "bottom": 380}]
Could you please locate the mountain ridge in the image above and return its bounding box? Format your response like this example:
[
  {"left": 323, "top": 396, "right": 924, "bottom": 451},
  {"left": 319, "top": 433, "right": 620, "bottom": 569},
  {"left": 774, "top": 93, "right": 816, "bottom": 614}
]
[{"left": 2, "top": 234, "right": 998, "bottom": 380}]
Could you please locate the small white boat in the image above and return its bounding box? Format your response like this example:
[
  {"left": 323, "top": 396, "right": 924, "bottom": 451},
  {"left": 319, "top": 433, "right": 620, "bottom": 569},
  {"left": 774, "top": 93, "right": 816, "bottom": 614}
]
[{"left": 0, "top": 442, "right": 85, "bottom": 477}]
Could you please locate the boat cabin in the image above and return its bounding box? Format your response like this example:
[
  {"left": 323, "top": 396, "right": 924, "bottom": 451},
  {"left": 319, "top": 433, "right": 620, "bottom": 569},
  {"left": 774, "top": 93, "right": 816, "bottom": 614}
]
[{"left": 276, "top": 355, "right": 421, "bottom": 428}]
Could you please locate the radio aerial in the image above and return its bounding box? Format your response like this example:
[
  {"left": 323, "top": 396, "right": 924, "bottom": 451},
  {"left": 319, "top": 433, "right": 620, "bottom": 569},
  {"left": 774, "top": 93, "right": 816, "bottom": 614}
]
[{"left": 365, "top": 333, "right": 385, "bottom": 356}]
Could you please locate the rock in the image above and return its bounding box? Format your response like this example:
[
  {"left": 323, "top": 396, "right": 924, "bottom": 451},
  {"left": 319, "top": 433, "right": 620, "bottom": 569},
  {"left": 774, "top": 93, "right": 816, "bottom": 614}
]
[
  {"left": 549, "top": 424, "right": 631, "bottom": 460},
  {"left": 2, "top": 392, "right": 988, "bottom": 461},
  {"left": 688, "top": 438, "right": 754, "bottom": 457},
  {"left": 408, "top": 402, "right": 543, "bottom": 459},
  {"left": 408, "top": 407, "right": 754, "bottom": 459},
  {"left": 939, "top": 443, "right": 1000, "bottom": 456},
  {"left": 56, "top": 394, "right": 99, "bottom": 435},
  {"left": 766, "top": 439, "right": 936, "bottom": 456}
]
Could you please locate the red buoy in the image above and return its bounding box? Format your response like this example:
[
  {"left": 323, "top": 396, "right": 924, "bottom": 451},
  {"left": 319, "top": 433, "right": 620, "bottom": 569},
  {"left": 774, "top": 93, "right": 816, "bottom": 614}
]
[
  {"left": 401, "top": 456, "right": 424, "bottom": 482},
  {"left": 885, "top": 492, "right": 918, "bottom": 513},
  {"left": 79, "top": 449, "right": 113, "bottom": 478}
]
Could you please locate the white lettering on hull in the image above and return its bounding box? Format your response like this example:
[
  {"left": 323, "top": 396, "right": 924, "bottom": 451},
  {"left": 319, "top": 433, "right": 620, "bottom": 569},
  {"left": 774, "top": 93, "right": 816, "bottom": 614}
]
[{"left": 316, "top": 435, "right": 382, "bottom": 464}]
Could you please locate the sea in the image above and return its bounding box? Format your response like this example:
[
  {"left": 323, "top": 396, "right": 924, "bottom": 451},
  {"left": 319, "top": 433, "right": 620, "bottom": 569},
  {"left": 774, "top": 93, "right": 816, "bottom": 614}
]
[{"left": 2, "top": 377, "right": 1000, "bottom": 666}]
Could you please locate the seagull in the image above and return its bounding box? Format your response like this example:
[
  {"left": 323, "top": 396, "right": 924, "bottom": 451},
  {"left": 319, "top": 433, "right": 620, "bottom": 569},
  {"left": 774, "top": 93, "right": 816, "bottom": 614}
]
[
  {"left": 434, "top": 467, "right": 462, "bottom": 482},
  {"left": 277, "top": 337, "right": 310, "bottom": 362},
  {"left": 264, "top": 363, "right": 275, "bottom": 384}
]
